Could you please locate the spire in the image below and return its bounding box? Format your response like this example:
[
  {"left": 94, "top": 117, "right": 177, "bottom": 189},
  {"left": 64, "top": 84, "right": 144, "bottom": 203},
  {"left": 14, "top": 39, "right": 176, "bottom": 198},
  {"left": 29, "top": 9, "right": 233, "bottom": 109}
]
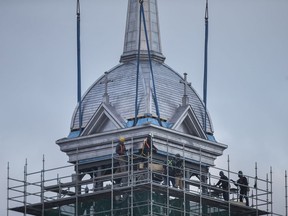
[{"left": 120, "top": 0, "right": 165, "bottom": 63}]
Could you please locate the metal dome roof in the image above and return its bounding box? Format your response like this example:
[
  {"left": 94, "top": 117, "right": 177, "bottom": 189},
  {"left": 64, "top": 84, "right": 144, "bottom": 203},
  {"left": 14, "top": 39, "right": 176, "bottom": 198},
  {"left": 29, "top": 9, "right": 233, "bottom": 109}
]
[{"left": 71, "top": 60, "right": 213, "bottom": 134}]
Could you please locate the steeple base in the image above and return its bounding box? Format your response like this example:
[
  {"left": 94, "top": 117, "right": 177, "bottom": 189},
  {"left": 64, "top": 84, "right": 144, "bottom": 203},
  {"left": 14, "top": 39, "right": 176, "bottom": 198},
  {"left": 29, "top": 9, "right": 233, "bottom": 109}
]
[{"left": 120, "top": 51, "right": 166, "bottom": 63}]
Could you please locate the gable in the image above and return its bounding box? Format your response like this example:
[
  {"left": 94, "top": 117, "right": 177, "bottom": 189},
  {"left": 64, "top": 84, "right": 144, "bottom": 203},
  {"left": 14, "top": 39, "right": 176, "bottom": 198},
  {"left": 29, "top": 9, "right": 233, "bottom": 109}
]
[
  {"left": 81, "top": 103, "right": 125, "bottom": 136},
  {"left": 171, "top": 106, "right": 207, "bottom": 139}
]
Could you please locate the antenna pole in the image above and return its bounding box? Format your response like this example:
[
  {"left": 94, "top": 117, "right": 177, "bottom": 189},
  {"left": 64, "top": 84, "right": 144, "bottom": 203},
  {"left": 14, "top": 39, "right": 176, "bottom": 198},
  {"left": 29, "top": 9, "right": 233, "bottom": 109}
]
[
  {"left": 203, "top": 0, "right": 209, "bottom": 133},
  {"left": 77, "top": 0, "right": 82, "bottom": 134}
]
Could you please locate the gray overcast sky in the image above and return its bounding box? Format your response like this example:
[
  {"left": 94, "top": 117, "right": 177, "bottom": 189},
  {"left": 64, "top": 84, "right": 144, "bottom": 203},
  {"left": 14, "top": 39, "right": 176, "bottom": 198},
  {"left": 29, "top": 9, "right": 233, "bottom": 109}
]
[{"left": 1, "top": 0, "right": 288, "bottom": 215}]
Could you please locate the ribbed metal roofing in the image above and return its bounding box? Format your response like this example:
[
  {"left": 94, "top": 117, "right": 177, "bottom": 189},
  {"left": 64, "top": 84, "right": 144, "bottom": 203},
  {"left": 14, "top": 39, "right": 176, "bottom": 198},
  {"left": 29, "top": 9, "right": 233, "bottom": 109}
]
[
  {"left": 70, "top": 0, "right": 214, "bottom": 135},
  {"left": 71, "top": 60, "right": 213, "bottom": 134}
]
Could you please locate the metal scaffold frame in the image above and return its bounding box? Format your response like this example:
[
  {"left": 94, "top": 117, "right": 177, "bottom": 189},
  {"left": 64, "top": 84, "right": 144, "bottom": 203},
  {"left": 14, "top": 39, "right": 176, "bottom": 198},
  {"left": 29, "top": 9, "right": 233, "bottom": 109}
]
[{"left": 6, "top": 135, "right": 286, "bottom": 216}]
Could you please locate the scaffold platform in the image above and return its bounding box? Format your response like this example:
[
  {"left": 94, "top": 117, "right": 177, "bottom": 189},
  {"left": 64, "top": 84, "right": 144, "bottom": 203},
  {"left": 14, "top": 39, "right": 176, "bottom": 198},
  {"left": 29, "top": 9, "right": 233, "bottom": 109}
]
[{"left": 8, "top": 147, "right": 273, "bottom": 216}]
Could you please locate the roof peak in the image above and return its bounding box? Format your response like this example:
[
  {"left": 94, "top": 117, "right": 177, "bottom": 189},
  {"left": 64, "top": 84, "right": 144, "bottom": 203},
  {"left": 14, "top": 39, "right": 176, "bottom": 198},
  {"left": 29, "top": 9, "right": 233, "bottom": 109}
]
[{"left": 120, "top": 0, "right": 165, "bottom": 63}]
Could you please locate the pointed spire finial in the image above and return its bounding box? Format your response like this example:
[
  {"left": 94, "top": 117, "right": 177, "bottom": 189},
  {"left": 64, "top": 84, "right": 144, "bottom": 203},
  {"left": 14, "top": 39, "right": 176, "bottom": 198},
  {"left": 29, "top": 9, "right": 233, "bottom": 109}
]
[
  {"left": 77, "top": 0, "right": 80, "bottom": 16},
  {"left": 205, "top": 0, "right": 209, "bottom": 20},
  {"left": 180, "top": 73, "right": 191, "bottom": 106}
]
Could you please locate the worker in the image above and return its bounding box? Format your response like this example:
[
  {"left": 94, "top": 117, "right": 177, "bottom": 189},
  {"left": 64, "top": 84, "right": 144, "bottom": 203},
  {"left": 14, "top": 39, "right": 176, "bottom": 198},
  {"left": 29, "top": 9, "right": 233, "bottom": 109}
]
[
  {"left": 232, "top": 171, "right": 249, "bottom": 206},
  {"left": 174, "top": 154, "right": 184, "bottom": 189},
  {"left": 140, "top": 134, "right": 157, "bottom": 168},
  {"left": 141, "top": 134, "right": 157, "bottom": 157},
  {"left": 115, "top": 137, "right": 128, "bottom": 186},
  {"left": 215, "top": 171, "right": 230, "bottom": 201},
  {"left": 79, "top": 185, "right": 91, "bottom": 215},
  {"left": 115, "top": 136, "right": 127, "bottom": 172}
]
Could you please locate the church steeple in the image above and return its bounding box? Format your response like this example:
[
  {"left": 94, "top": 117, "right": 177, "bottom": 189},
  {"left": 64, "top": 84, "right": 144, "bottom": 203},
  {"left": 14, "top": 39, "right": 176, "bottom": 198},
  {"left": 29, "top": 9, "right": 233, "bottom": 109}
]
[
  {"left": 70, "top": 0, "right": 214, "bottom": 136},
  {"left": 120, "top": 0, "right": 165, "bottom": 63}
]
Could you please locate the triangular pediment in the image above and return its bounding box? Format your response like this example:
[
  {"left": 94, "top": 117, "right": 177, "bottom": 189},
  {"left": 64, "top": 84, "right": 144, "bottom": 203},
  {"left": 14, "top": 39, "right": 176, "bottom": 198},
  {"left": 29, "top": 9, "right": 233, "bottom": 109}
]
[
  {"left": 81, "top": 103, "right": 125, "bottom": 136},
  {"left": 170, "top": 105, "right": 207, "bottom": 139}
]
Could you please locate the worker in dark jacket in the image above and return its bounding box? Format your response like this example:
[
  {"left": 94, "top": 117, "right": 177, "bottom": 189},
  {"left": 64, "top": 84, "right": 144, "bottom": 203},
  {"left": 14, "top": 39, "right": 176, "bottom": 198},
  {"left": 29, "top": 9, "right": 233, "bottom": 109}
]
[
  {"left": 216, "top": 171, "right": 230, "bottom": 201},
  {"left": 174, "top": 154, "right": 184, "bottom": 189},
  {"left": 141, "top": 134, "right": 157, "bottom": 157},
  {"left": 140, "top": 134, "right": 157, "bottom": 168},
  {"left": 116, "top": 137, "right": 127, "bottom": 172},
  {"left": 232, "top": 171, "right": 249, "bottom": 206}
]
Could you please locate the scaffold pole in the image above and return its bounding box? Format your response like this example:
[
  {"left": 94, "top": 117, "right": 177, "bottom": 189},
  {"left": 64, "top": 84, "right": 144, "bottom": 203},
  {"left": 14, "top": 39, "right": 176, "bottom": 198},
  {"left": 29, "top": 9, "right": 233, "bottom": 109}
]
[
  {"left": 24, "top": 159, "right": 27, "bottom": 216},
  {"left": 166, "top": 138, "right": 169, "bottom": 215},
  {"left": 150, "top": 134, "right": 153, "bottom": 215},
  {"left": 7, "top": 162, "right": 9, "bottom": 216},
  {"left": 183, "top": 140, "right": 186, "bottom": 215},
  {"left": 199, "top": 147, "right": 202, "bottom": 215},
  {"left": 255, "top": 162, "right": 258, "bottom": 215},
  {"left": 285, "top": 170, "right": 287, "bottom": 216},
  {"left": 228, "top": 155, "right": 231, "bottom": 216},
  {"left": 76, "top": 147, "right": 79, "bottom": 216},
  {"left": 270, "top": 166, "right": 273, "bottom": 216},
  {"left": 131, "top": 137, "right": 134, "bottom": 216},
  {"left": 41, "top": 155, "right": 45, "bottom": 216},
  {"left": 111, "top": 139, "right": 114, "bottom": 215},
  {"left": 266, "top": 173, "right": 269, "bottom": 213}
]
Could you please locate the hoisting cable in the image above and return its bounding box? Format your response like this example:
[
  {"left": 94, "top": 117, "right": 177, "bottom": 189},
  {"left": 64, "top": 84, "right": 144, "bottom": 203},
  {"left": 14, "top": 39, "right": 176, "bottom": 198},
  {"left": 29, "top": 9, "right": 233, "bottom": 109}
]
[
  {"left": 139, "top": 0, "right": 162, "bottom": 126},
  {"left": 76, "top": 0, "right": 83, "bottom": 135},
  {"left": 134, "top": 0, "right": 162, "bottom": 126},
  {"left": 133, "top": 0, "right": 143, "bottom": 126},
  {"left": 203, "top": 0, "right": 209, "bottom": 133}
]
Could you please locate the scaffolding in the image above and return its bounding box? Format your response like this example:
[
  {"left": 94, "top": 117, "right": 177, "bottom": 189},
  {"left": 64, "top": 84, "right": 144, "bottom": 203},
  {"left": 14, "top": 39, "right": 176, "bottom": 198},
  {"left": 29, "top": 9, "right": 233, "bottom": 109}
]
[{"left": 7, "top": 135, "right": 286, "bottom": 216}]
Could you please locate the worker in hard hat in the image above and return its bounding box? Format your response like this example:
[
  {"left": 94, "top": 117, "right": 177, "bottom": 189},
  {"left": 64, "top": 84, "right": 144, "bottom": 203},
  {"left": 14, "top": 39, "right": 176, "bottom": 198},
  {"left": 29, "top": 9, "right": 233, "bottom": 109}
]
[{"left": 115, "top": 136, "right": 128, "bottom": 186}]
